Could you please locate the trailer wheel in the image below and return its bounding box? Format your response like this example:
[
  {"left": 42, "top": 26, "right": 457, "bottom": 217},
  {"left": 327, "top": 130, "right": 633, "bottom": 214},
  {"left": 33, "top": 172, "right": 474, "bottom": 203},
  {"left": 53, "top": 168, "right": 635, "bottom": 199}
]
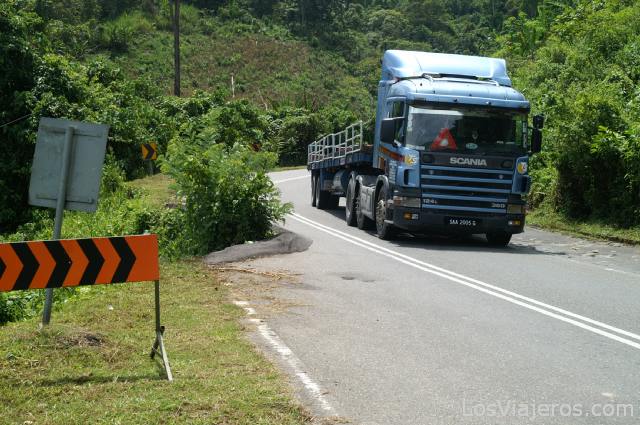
[
  {"left": 486, "top": 232, "right": 512, "bottom": 247},
  {"left": 311, "top": 175, "right": 317, "bottom": 207},
  {"left": 345, "top": 176, "right": 357, "bottom": 227},
  {"left": 316, "top": 177, "right": 339, "bottom": 210},
  {"left": 314, "top": 176, "right": 322, "bottom": 208},
  {"left": 375, "top": 186, "right": 396, "bottom": 240}
]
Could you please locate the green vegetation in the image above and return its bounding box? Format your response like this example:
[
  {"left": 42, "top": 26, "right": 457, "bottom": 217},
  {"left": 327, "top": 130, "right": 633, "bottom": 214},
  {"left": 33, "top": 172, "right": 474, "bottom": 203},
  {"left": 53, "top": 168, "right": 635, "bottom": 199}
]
[
  {"left": 127, "top": 173, "right": 176, "bottom": 208},
  {"left": 0, "top": 260, "right": 311, "bottom": 424},
  {"left": 528, "top": 207, "right": 640, "bottom": 245},
  {"left": 162, "top": 143, "right": 289, "bottom": 257},
  {"left": 498, "top": 1, "right": 640, "bottom": 230}
]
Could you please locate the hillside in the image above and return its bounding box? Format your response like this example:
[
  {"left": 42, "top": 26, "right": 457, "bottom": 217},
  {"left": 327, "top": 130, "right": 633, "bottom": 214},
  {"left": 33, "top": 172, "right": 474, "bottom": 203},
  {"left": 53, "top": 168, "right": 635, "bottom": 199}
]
[{"left": 1, "top": 0, "right": 639, "bottom": 232}]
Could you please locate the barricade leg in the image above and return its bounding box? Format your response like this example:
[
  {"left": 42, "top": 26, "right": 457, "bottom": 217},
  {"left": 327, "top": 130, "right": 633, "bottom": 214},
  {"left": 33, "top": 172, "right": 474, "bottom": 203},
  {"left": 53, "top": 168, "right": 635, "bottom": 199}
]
[{"left": 150, "top": 280, "right": 173, "bottom": 381}]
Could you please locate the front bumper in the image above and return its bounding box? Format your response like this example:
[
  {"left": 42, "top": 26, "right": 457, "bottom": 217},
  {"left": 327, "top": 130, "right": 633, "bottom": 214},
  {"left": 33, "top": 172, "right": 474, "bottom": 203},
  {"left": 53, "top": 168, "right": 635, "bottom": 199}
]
[{"left": 392, "top": 207, "right": 525, "bottom": 235}]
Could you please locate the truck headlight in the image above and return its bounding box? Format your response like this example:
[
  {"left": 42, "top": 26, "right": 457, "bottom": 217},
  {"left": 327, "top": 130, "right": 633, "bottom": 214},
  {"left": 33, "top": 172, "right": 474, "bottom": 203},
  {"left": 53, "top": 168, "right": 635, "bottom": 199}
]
[
  {"left": 393, "top": 196, "right": 421, "bottom": 208},
  {"left": 507, "top": 204, "right": 525, "bottom": 214},
  {"left": 516, "top": 161, "right": 528, "bottom": 174}
]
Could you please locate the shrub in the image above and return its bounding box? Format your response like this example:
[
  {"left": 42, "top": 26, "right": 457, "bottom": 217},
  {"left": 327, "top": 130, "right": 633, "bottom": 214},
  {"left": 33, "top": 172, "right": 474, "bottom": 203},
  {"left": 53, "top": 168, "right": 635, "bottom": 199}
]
[
  {"left": 162, "top": 141, "right": 290, "bottom": 257},
  {"left": 94, "top": 11, "right": 154, "bottom": 52}
]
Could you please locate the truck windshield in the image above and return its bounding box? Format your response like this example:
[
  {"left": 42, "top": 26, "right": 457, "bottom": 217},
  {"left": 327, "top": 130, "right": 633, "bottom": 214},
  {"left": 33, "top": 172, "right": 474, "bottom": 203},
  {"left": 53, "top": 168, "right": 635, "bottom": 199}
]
[{"left": 405, "top": 106, "right": 527, "bottom": 155}]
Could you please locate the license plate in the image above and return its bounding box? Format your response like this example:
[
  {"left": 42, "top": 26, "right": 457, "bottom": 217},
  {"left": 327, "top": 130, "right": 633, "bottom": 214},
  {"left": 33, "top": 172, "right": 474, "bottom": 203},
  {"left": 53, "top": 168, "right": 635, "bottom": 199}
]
[{"left": 446, "top": 217, "right": 480, "bottom": 227}]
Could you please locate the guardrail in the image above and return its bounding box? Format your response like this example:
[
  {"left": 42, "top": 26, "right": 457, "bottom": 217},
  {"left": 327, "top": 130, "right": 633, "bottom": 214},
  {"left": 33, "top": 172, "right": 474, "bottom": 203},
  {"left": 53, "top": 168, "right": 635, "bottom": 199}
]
[{"left": 308, "top": 121, "right": 363, "bottom": 164}]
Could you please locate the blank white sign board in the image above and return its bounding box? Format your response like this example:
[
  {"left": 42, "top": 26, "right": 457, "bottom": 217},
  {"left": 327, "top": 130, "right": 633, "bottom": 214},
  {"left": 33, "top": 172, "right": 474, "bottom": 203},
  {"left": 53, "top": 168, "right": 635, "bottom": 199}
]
[{"left": 28, "top": 117, "right": 109, "bottom": 213}]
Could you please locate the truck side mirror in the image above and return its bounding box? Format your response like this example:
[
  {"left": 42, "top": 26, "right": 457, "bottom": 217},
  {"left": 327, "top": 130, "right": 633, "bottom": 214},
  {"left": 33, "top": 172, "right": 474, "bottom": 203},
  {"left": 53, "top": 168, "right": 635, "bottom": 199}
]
[
  {"left": 533, "top": 114, "right": 544, "bottom": 129},
  {"left": 381, "top": 118, "right": 402, "bottom": 144},
  {"left": 531, "top": 128, "right": 542, "bottom": 154}
]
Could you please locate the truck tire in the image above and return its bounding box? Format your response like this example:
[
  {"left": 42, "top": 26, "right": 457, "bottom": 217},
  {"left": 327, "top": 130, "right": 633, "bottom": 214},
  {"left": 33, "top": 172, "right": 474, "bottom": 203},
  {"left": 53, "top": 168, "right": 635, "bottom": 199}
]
[
  {"left": 316, "top": 177, "right": 339, "bottom": 210},
  {"left": 345, "top": 176, "right": 357, "bottom": 227},
  {"left": 375, "top": 186, "right": 396, "bottom": 240},
  {"left": 486, "top": 232, "right": 512, "bottom": 247},
  {"left": 314, "top": 176, "right": 321, "bottom": 208},
  {"left": 311, "top": 175, "right": 317, "bottom": 207}
]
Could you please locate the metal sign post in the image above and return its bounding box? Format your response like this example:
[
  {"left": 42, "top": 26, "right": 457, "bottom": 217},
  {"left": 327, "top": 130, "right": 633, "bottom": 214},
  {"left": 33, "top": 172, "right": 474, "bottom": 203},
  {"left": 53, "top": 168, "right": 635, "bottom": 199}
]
[
  {"left": 29, "top": 118, "right": 109, "bottom": 326},
  {"left": 42, "top": 126, "right": 74, "bottom": 324}
]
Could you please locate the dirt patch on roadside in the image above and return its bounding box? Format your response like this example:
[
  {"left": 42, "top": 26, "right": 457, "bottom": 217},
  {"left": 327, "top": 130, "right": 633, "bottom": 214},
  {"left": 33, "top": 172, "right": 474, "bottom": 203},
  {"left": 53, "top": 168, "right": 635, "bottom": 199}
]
[
  {"left": 204, "top": 226, "right": 312, "bottom": 316},
  {"left": 209, "top": 262, "right": 306, "bottom": 317}
]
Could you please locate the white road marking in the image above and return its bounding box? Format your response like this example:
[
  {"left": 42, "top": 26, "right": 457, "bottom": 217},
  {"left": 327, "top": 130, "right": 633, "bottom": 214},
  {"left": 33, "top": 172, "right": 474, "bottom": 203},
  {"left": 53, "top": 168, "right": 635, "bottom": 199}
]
[
  {"left": 288, "top": 213, "right": 640, "bottom": 351},
  {"left": 273, "top": 175, "right": 309, "bottom": 184},
  {"left": 233, "top": 301, "right": 335, "bottom": 413},
  {"left": 601, "top": 266, "right": 640, "bottom": 278}
]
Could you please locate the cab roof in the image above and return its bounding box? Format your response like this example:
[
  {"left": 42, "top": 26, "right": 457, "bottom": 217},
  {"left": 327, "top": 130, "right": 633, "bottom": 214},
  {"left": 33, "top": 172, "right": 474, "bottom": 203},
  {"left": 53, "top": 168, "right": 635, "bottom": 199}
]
[
  {"left": 381, "top": 50, "right": 529, "bottom": 110},
  {"left": 382, "top": 50, "right": 512, "bottom": 87}
]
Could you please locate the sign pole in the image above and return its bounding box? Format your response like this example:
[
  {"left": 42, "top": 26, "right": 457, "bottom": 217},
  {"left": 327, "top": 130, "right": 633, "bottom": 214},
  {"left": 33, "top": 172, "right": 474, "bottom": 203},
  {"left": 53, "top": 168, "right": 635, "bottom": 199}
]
[{"left": 42, "top": 126, "right": 74, "bottom": 326}]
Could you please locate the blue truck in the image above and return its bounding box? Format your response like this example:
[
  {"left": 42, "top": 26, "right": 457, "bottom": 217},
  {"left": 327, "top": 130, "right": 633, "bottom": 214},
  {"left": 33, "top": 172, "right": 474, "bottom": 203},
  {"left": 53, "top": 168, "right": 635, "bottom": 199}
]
[{"left": 307, "top": 50, "right": 543, "bottom": 246}]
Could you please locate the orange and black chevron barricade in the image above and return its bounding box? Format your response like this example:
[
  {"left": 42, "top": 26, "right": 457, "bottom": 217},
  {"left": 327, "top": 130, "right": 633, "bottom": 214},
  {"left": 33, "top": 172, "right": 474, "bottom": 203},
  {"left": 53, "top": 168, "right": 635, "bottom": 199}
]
[{"left": 0, "top": 234, "right": 173, "bottom": 381}]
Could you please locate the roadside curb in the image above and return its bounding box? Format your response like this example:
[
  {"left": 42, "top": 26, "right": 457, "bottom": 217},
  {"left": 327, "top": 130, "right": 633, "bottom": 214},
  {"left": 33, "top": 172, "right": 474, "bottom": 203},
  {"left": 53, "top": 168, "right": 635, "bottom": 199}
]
[{"left": 203, "top": 225, "right": 313, "bottom": 265}]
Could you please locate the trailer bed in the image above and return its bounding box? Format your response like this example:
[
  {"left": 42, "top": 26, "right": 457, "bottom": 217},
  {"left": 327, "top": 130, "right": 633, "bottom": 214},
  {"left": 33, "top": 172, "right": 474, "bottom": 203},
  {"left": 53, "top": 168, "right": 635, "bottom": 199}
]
[{"left": 307, "top": 121, "right": 373, "bottom": 170}]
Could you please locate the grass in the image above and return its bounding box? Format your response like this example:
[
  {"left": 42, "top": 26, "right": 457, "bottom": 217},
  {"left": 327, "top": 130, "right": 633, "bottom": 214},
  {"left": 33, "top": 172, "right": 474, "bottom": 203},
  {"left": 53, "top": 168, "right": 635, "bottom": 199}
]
[
  {"left": 272, "top": 165, "right": 307, "bottom": 172},
  {"left": 117, "top": 27, "right": 356, "bottom": 108},
  {"left": 0, "top": 262, "right": 310, "bottom": 424},
  {"left": 127, "top": 173, "right": 176, "bottom": 207},
  {"left": 527, "top": 207, "right": 640, "bottom": 245}
]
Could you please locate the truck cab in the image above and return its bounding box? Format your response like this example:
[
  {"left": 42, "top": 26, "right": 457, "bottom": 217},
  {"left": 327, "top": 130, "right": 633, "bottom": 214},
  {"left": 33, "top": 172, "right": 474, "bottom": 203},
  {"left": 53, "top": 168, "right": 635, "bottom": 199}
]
[{"left": 308, "top": 50, "right": 543, "bottom": 246}]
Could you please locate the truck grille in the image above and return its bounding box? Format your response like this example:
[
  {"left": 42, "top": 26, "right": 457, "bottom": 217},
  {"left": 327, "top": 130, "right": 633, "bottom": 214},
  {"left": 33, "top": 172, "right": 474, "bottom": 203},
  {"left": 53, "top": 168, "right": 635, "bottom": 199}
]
[{"left": 421, "top": 165, "right": 512, "bottom": 214}]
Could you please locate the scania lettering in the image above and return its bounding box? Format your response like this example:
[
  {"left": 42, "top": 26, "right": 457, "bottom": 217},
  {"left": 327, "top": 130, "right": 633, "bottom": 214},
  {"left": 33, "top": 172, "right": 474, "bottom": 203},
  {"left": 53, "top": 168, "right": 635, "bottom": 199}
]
[
  {"left": 450, "top": 157, "right": 488, "bottom": 167},
  {"left": 307, "top": 50, "right": 543, "bottom": 246}
]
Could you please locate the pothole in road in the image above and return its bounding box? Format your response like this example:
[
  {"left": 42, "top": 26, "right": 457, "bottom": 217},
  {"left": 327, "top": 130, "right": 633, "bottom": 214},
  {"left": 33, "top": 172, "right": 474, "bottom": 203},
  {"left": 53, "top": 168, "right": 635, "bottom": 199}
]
[{"left": 340, "top": 274, "right": 376, "bottom": 283}]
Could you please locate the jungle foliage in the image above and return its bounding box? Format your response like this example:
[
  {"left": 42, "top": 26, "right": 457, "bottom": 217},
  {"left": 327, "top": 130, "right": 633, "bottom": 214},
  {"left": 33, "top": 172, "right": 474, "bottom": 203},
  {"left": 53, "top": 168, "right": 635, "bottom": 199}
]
[{"left": 496, "top": 1, "right": 640, "bottom": 226}]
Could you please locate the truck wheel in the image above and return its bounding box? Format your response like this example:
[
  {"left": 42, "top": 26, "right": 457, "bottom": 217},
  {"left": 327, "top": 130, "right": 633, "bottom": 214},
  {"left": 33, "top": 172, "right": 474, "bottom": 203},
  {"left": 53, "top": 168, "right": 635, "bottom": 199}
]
[
  {"left": 345, "top": 177, "right": 357, "bottom": 227},
  {"left": 375, "top": 186, "right": 396, "bottom": 240},
  {"left": 311, "top": 175, "right": 317, "bottom": 207},
  {"left": 356, "top": 190, "right": 374, "bottom": 230},
  {"left": 486, "top": 232, "right": 512, "bottom": 247},
  {"left": 316, "top": 178, "right": 339, "bottom": 210}
]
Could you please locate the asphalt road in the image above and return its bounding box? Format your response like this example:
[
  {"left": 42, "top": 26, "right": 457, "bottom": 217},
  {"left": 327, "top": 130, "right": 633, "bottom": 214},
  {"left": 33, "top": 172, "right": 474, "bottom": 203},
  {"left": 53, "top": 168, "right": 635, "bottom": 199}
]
[{"left": 241, "top": 169, "right": 640, "bottom": 425}]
